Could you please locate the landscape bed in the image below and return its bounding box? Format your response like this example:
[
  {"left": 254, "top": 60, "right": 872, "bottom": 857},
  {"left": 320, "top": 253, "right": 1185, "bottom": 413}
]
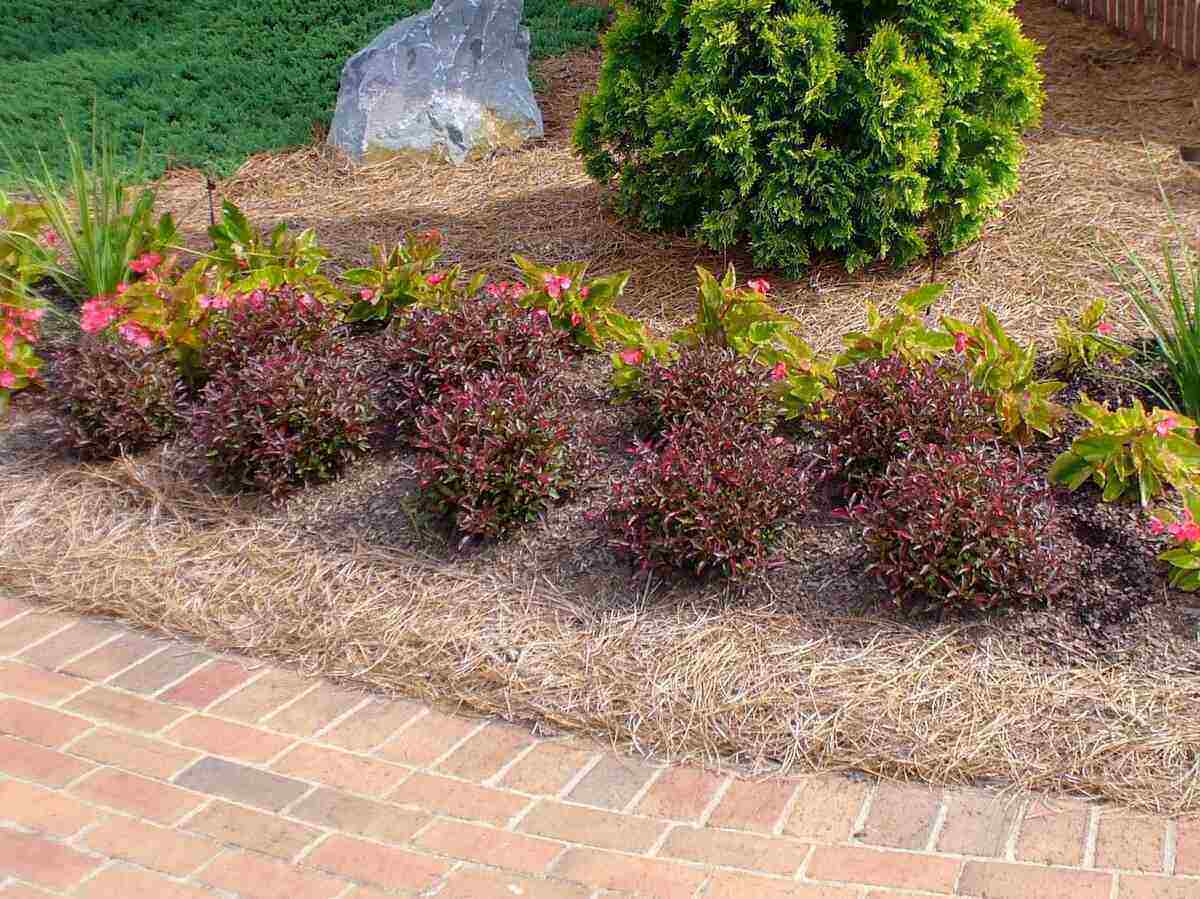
[{"left": 4, "top": 0, "right": 1200, "bottom": 817}]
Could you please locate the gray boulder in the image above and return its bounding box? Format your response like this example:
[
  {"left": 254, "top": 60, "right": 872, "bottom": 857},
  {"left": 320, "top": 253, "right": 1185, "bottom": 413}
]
[{"left": 329, "top": 0, "right": 543, "bottom": 164}]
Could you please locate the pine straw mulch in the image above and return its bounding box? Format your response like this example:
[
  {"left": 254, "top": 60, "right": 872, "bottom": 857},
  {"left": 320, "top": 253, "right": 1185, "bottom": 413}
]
[{"left": 6, "top": 0, "right": 1200, "bottom": 814}]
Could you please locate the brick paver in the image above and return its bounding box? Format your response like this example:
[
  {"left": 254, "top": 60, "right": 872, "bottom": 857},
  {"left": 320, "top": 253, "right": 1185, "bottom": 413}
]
[{"left": 0, "top": 595, "right": 1196, "bottom": 898}]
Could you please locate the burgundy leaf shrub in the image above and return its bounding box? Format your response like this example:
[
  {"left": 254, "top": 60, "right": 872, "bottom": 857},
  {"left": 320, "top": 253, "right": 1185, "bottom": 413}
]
[
  {"left": 850, "top": 445, "right": 1064, "bottom": 613},
  {"left": 199, "top": 287, "right": 341, "bottom": 376},
  {"left": 415, "top": 373, "right": 580, "bottom": 539},
  {"left": 816, "top": 355, "right": 997, "bottom": 481},
  {"left": 48, "top": 336, "right": 186, "bottom": 460},
  {"left": 190, "top": 340, "right": 374, "bottom": 496},
  {"left": 630, "top": 344, "right": 776, "bottom": 436},
  {"left": 604, "top": 423, "right": 808, "bottom": 578},
  {"left": 371, "top": 297, "right": 571, "bottom": 429}
]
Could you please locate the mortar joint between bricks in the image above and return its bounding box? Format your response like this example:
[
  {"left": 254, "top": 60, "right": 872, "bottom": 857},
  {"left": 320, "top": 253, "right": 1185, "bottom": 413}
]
[
  {"left": 481, "top": 735, "right": 543, "bottom": 789},
  {"left": 849, "top": 777, "right": 878, "bottom": 843},
  {"left": 694, "top": 774, "right": 733, "bottom": 829},
  {"left": 1084, "top": 803, "right": 1101, "bottom": 869},
  {"left": 924, "top": 796, "right": 951, "bottom": 853},
  {"left": 1165, "top": 818, "right": 1179, "bottom": 875},
  {"left": 622, "top": 761, "right": 667, "bottom": 815},
  {"left": 772, "top": 779, "right": 805, "bottom": 837}
]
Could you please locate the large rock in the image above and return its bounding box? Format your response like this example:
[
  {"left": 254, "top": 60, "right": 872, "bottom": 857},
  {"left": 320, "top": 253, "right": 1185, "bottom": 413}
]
[{"left": 329, "top": 0, "right": 543, "bottom": 164}]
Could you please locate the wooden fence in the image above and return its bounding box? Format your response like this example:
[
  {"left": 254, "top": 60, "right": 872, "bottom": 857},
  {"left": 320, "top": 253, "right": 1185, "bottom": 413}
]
[{"left": 1059, "top": 0, "right": 1200, "bottom": 62}]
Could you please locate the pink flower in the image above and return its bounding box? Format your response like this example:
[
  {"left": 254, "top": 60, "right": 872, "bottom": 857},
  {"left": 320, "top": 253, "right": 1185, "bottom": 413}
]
[
  {"left": 954, "top": 332, "right": 969, "bottom": 354},
  {"left": 1096, "top": 321, "right": 1115, "bottom": 336},
  {"left": 40, "top": 228, "right": 59, "bottom": 248},
  {"left": 1150, "top": 519, "right": 1167, "bottom": 536},
  {"left": 747, "top": 278, "right": 770, "bottom": 295},
  {"left": 1, "top": 332, "right": 13, "bottom": 353},
  {"left": 1156, "top": 414, "right": 1179, "bottom": 437},
  {"left": 427, "top": 273, "right": 446, "bottom": 287},
  {"left": 197, "top": 293, "right": 230, "bottom": 311},
  {"left": 770, "top": 361, "right": 788, "bottom": 381},
  {"left": 128, "top": 252, "right": 162, "bottom": 274},
  {"left": 619, "top": 348, "right": 644, "bottom": 366},
  {"left": 1182, "top": 521, "right": 1200, "bottom": 543},
  {"left": 485, "top": 283, "right": 502, "bottom": 299},
  {"left": 532, "top": 309, "right": 550, "bottom": 325},
  {"left": 0, "top": 370, "right": 15, "bottom": 388},
  {"left": 115, "top": 282, "right": 129, "bottom": 295},
  {"left": 80, "top": 297, "right": 120, "bottom": 334},
  {"left": 580, "top": 286, "right": 590, "bottom": 299},
  {"left": 118, "top": 322, "right": 154, "bottom": 349},
  {"left": 570, "top": 312, "right": 583, "bottom": 328},
  {"left": 359, "top": 288, "right": 378, "bottom": 305},
  {"left": 543, "top": 274, "right": 572, "bottom": 299}
]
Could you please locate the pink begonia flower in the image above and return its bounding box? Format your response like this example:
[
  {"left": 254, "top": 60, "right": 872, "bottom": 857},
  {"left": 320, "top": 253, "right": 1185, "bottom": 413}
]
[
  {"left": 115, "top": 282, "right": 129, "bottom": 295},
  {"left": 427, "top": 272, "right": 446, "bottom": 286},
  {"left": 747, "top": 278, "right": 770, "bottom": 295},
  {"left": 40, "top": 228, "right": 60, "bottom": 248},
  {"left": 80, "top": 297, "right": 120, "bottom": 334},
  {"left": 2, "top": 332, "right": 14, "bottom": 353},
  {"left": 118, "top": 322, "right": 154, "bottom": 349},
  {"left": 580, "top": 286, "right": 590, "bottom": 299},
  {"left": 1182, "top": 521, "right": 1200, "bottom": 542},
  {"left": 198, "top": 293, "right": 230, "bottom": 311},
  {"left": 1150, "top": 519, "right": 1167, "bottom": 536},
  {"left": 359, "top": 288, "right": 378, "bottom": 304},
  {"left": 0, "top": 370, "right": 15, "bottom": 388},
  {"left": 954, "top": 332, "right": 969, "bottom": 354},
  {"left": 544, "top": 274, "right": 571, "bottom": 299},
  {"left": 770, "top": 361, "right": 788, "bottom": 381},
  {"left": 570, "top": 312, "right": 583, "bottom": 328},
  {"left": 619, "top": 348, "right": 644, "bottom": 366},
  {"left": 1096, "top": 321, "right": 1115, "bottom": 336},
  {"left": 1157, "top": 414, "right": 1179, "bottom": 437},
  {"left": 22, "top": 307, "right": 45, "bottom": 322},
  {"left": 128, "top": 252, "right": 162, "bottom": 274}
]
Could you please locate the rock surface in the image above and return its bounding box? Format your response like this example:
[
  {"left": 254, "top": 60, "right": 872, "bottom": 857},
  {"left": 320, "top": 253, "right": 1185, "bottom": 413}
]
[{"left": 329, "top": 0, "right": 543, "bottom": 164}]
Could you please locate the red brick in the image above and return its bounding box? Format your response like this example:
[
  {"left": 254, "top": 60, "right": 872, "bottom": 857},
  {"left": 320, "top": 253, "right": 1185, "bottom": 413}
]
[
  {"left": 308, "top": 834, "right": 450, "bottom": 892},
  {"left": 272, "top": 743, "right": 410, "bottom": 795},
  {"left": 636, "top": 767, "right": 726, "bottom": 822},
  {"left": 209, "top": 669, "right": 312, "bottom": 723},
  {"left": 552, "top": 847, "right": 707, "bottom": 898},
  {"left": 0, "top": 660, "right": 87, "bottom": 702},
  {"left": 84, "top": 817, "right": 221, "bottom": 876},
  {"left": 437, "top": 867, "right": 591, "bottom": 898},
  {"left": 174, "top": 757, "right": 309, "bottom": 811},
  {"left": 63, "top": 633, "right": 166, "bottom": 681},
  {"left": 110, "top": 647, "right": 210, "bottom": 695},
  {"left": 519, "top": 801, "right": 666, "bottom": 853},
  {"left": 290, "top": 788, "right": 430, "bottom": 844},
  {"left": 936, "top": 788, "right": 1021, "bottom": 857},
  {"left": 1119, "top": 874, "right": 1200, "bottom": 898},
  {"left": 72, "top": 768, "right": 204, "bottom": 824},
  {"left": 261, "top": 682, "right": 363, "bottom": 737},
  {"left": 1170, "top": 819, "right": 1200, "bottom": 875},
  {"left": 0, "top": 612, "right": 74, "bottom": 657},
  {"left": 498, "top": 741, "right": 598, "bottom": 796},
  {"left": 0, "top": 734, "right": 93, "bottom": 786},
  {"left": 160, "top": 659, "right": 253, "bottom": 708},
  {"left": 376, "top": 709, "right": 480, "bottom": 766},
  {"left": 1095, "top": 814, "right": 1166, "bottom": 872},
  {"left": 0, "top": 828, "right": 101, "bottom": 890},
  {"left": 1015, "top": 799, "right": 1092, "bottom": 866},
  {"left": 706, "top": 873, "right": 858, "bottom": 899},
  {"left": 166, "top": 715, "right": 294, "bottom": 763},
  {"left": 435, "top": 721, "right": 535, "bottom": 782},
  {"left": 959, "top": 861, "right": 1113, "bottom": 899},
  {"left": 805, "top": 846, "right": 960, "bottom": 892},
  {"left": 565, "top": 754, "right": 658, "bottom": 811},
  {"left": 659, "top": 826, "right": 808, "bottom": 875},
  {"left": 196, "top": 849, "right": 345, "bottom": 899},
  {"left": 416, "top": 819, "right": 564, "bottom": 873},
  {"left": 321, "top": 697, "right": 424, "bottom": 752},
  {"left": 0, "top": 884, "right": 57, "bottom": 898},
  {"left": 709, "top": 777, "right": 798, "bottom": 833},
  {"left": 0, "top": 780, "right": 100, "bottom": 836},
  {"left": 63, "top": 686, "right": 185, "bottom": 732},
  {"left": 390, "top": 772, "right": 528, "bottom": 826},
  {"left": 0, "top": 698, "right": 91, "bottom": 747},
  {"left": 0, "top": 595, "right": 28, "bottom": 624},
  {"left": 17, "top": 621, "right": 118, "bottom": 670},
  {"left": 186, "top": 800, "right": 321, "bottom": 859},
  {"left": 76, "top": 866, "right": 214, "bottom": 899},
  {"left": 785, "top": 777, "right": 872, "bottom": 843},
  {"left": 860, "top": 782, "right": 942, "bottom": 850},
  {"left": 70, "top": 726, "right": 201, "bottom": 779}
]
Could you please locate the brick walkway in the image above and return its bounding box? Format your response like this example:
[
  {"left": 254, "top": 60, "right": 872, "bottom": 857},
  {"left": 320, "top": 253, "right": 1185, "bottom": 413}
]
[{"left": 0, "top": 595, "right": 1194, "bottom": 898}]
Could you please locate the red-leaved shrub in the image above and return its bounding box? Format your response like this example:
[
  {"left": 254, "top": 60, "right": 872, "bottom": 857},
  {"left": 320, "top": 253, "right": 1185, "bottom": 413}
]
[
  {"left": 816, "top": 355, "right": 996, "bottom": 481},
  {"left": 371, "top": 297, "right": 570, "bottom": 429},
  {"left": 414, "top": 373, "right": 580, "bottom": 539},
  {"left": 630, "top": 344, "right": 776, "bottom": 435},
  {"left": 190, "top": 340, "right": 374, "bottom": 496},
  {"left": 604, "top": 423, "right": 807, "bottom": 578},
  {"left": 849, "top": 445, "right": 1064, "bottom": 613},
  {"left": 48, "top": 336, "right": 186, "bottom": 460},
  {"left": 199, "top": 287, "right": 341, "bottom": 377}
]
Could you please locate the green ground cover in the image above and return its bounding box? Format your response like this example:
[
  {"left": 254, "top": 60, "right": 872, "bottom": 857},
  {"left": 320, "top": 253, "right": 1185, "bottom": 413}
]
[{"left": 1, "top": 0, "right": 607, "bottom": 184}]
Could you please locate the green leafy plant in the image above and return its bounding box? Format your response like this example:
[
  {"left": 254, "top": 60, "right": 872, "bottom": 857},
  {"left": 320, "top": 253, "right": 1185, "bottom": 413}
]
[
  {"left": 343, "top": 230, "right": 483, "bottom": 325},
  {"left": 575, "top": 0, "right": 1043, "bottom": 274},
  {"left": 1048, "top": 397, "right": 1200, "bottom": 505},
  {"left": 942, "top": 307, "right": 1067, "bottom": 443},
  {"left": 512, "top": 255, "right": 639, "bottom": 351},
  {"left": 0, "top": 194, "right": 56, "bottom": 411},
  {"left": 205, "top": 201, "right": 339, "bottom": 299},
  {"left": 836, "top": 285, "right": 955, "bottom": 366},
  {"left": 1051, "top": 299, "right": 1131, "bottom": 375},
  {"left": 1150, "top": 490, "right": 1200, "bottom": 590},
  {"left": 9, "top": 124, "right": 177, "bottom": 301}
]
